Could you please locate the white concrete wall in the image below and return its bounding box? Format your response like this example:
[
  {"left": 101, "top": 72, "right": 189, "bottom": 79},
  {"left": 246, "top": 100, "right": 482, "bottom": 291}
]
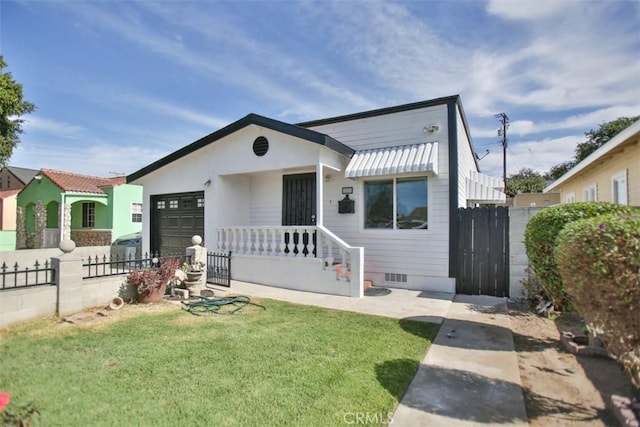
[
  {"left": 232, "top": 254, "right": 361, "bottom": 297},
  {"left": 509, "top": 207, "right": 542, "bottom": 298}
]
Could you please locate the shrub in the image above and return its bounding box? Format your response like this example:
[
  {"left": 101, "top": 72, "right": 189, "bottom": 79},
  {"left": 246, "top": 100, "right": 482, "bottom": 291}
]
[
  {"left": 524, "top": 202, "right": 637, "bottom": 310},
  {"left": 555, "top": 211, "right": 640, "bottom": 388},
  {"left": 127, "top": 258, "right": 180, "bottom": 299}
]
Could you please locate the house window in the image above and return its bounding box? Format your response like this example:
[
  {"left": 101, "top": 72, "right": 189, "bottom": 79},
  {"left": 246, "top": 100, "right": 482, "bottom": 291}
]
[
  {"left": 197, "top": 198, "right": 205, "bottom": 208},
  {"left": 156, "top": 201, "right": 165, "bottom": 209},
  {"left": 169, "top": 200, "right": 178, "bottom": 209},
  {"left": 583, "top": 184, "right": 597, "bottom": 202},
  {"left": 612, "top": 171, "right": 628, "bottom": 205},
  {"left": 364, "top": 177, "right": 428, "bottom": 229},
  {"left": 131, "top": 203, "right": 143, "bottom": 223},
  {"left": 82, "top": 202, "right": 95, "bottom": 228},
  {"left": 565, "top": 192, "right": 576, "bottom": 203}
]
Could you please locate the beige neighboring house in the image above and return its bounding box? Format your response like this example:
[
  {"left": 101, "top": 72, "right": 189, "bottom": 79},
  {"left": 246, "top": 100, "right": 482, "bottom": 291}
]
[
  {"left": 544, "top": 120, "right": 640, "bottom": 206},
  {"left": 511, "top": 192, "right": 560, "bottom": 208}
]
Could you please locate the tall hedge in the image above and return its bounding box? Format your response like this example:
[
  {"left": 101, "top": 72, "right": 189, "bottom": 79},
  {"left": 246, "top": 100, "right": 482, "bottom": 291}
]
[
  {"left": 524, "top": 202, "right": 636, "bottom": 310},
  {"left": 555, "top": 212, "right": 640, "bottom": 388}
]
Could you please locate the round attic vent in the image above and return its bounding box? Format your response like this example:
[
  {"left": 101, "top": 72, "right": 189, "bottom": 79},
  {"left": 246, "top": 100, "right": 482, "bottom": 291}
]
[{"left": 253, "top": 136, "right": 269, "bottom": 156}]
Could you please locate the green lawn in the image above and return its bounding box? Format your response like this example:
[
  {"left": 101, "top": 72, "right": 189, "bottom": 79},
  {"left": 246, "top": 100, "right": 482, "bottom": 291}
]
[{"left": 0, "top": 298, "right": 438, "bottom": 426}]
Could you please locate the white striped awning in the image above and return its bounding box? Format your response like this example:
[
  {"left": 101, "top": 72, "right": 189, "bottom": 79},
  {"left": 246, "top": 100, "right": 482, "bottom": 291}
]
[
  {"left": 466, "top": 171, "right": 506, "bottom": 203},
  {"left": 345, "top": 142, "right": 438, "bottom": 178}
]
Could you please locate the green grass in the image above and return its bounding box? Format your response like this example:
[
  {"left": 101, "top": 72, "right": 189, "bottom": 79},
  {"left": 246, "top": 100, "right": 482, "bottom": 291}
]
[{"left": 0, "top": 298, "right": 438, "bottom": 426}]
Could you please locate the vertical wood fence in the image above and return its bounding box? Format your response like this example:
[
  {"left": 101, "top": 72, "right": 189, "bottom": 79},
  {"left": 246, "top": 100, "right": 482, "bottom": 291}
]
[{"left": 455, "top": 206, "right": 510, "bottom": 297}]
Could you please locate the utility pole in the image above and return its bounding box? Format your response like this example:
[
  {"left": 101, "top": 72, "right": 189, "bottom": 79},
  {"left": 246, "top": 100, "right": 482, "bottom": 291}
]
[{"left": 495, "top": 112, "right": 509, "bottom": 191}]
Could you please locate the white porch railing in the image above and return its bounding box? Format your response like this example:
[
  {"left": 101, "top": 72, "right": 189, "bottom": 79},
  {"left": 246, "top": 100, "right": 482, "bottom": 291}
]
[{"left": 217, "top": 225, "right": 359, "bottom": 282}]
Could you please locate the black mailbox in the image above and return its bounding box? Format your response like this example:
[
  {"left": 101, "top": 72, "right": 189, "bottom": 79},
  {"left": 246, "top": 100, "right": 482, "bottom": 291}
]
[{"left": 338, "top": 195, "right": 355, "bottom": 214}]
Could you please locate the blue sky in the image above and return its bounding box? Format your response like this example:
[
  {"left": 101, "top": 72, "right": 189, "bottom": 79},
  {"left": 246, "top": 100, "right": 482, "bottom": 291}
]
[{"left": 2, "top": 0, "right": 639, "bottom": 179}]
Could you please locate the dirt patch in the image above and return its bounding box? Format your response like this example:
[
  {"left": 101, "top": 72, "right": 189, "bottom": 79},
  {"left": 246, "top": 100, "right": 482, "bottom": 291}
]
[{"left": 509, "top": 300, "right": 635, "bottom": 426}]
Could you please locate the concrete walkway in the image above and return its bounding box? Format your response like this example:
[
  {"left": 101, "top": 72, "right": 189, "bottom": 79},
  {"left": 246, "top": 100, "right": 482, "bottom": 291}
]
[
  {"left": 392, "top": 294, "right": 528, "bottom": 426},
  {"left": 208, "top": 281, "right": 528, "bottom": 426}
]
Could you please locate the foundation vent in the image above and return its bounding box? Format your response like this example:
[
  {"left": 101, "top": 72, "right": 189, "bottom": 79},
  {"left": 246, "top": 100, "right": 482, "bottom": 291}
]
[{"left": 384, "top": 273, "right": 407, "bottom": 283}]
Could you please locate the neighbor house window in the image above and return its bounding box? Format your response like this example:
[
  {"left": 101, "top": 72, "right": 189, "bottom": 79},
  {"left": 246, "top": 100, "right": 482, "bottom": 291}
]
[
  {"left": 612, "top": 171, "right": 628, "bottom": 205},
  {"left": 565, "top": 192, "right": 576, "bottom": 203},
  {"left": 82, "top": 202, "right": 95, "bottom": 228},
  {"left": 364, "top": 177, "right": 428, "bottom": 229},
  {"left": 131, "top": 203, "right": 143, "bottom": 223},
  {"left": 583, "top": 184, "right": 597, "bottom": 202}
]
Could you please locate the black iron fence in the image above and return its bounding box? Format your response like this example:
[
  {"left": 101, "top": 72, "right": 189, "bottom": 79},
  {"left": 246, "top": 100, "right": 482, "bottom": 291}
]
[
  {"left": 83, "top": 252, "right": 191, "bottom": 279},
  {"left": 1, "top": 261, "right": 56, "bottom": 290},
  {"left": 207, "top": 251, "right": 231, "bottom": 287},
  {"left": 0, "top": 251, "right": 195, "bottom": 289}
]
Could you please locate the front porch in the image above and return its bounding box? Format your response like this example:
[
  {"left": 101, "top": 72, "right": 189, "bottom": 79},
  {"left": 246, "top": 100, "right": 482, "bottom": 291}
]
[{"left": 217, "top": 225, "right": 364, "bottom": 297}]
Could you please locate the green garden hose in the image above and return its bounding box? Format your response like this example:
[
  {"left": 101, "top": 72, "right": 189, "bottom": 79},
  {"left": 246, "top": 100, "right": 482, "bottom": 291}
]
[{"left": 181, "top": 295, "right": 265, "bottom": 316}]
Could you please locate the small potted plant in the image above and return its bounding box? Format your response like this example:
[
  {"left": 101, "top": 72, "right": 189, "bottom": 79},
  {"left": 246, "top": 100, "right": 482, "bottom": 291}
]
[{"left": 127, "top": 258, "right": 180, "bottom": 303}]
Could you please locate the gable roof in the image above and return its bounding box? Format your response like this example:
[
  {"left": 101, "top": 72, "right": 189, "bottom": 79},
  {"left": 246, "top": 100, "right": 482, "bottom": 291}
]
[
  {"left": 40, "top": 169, "right": 126, "bottom": 194},
  {"left": 4, "top": 166, "right": 39, "bottom": 185},
  {"left": 127, "top": 113, "right": 355, "bottom": 183},
  {"left": 544, "top": 119, "right": 640, "bottom": 192},
  {"left": 297, "top": 94, "right": 481, "bottom": 172},
  {"left": 297, "top": 95, "right": 461, "bottom": 127}
]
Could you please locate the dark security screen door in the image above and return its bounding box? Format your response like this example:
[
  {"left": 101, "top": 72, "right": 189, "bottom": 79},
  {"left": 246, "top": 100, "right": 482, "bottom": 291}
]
[{"left": 282, "top": 173, "right": 316, "bottom": 226}]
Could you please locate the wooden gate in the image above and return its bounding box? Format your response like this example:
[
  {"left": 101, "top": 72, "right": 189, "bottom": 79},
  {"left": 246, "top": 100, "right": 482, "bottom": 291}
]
[{"left": 455, "top": 206, "right": 509, "bottom": 297}]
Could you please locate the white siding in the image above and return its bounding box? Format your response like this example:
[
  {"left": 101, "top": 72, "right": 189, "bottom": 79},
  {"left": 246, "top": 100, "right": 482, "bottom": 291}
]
[
  {"left": 308, "top": 105, "right": 447, "bottom": 151},
  {"left": 309, "top": 104, "right": 453, "bottom": 291},
  {"left": 456, "top": 108, "right": 479, "bottom": 207},
  {"left": 249, "top": 171, "right": 284, "bottom": 226}
]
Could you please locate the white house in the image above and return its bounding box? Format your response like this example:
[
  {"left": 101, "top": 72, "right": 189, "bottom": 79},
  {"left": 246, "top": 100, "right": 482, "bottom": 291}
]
[{"left": 128, "top": 95, "right": 505, "bottom": 297}]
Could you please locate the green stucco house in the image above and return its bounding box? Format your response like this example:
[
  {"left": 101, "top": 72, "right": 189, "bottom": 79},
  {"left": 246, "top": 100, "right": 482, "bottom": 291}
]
[{"left": 16, "top": 169, "right": 143, "bottom": 249}]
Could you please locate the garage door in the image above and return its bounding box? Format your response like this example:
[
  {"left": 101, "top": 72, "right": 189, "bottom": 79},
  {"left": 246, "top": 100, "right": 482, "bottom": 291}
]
[{"left": 150, "top": 192, "right": 204, "bottom": 256}]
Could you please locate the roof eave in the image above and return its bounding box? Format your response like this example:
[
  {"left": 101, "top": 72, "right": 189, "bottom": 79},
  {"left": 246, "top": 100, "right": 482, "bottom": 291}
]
[
  {"left": 127, "top": 113, "right": 354, "bottom": 183},
  {"left": 544, "top": 119, "right": 640, "bottom": 193}
]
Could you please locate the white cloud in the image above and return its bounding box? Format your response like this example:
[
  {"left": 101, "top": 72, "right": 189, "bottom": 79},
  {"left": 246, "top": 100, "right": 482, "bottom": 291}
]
[
  {"left": 117, "top": 93, "right": 229, "bottom": 130},
  {"left": 478, "top": 135, "right": 580, "bottom": 177},
  {"left": 486, "top": 0, "right": 569, "bottom": 20},
  {"left": 58, "top": 2, "right": 375, "bottom": 121},
  {"left": 10, "top": 138, "right": 169, "bottom": 177},
  {"left": 23, "top": 117, "right": 84, "bottom": 138},
  {"left": 473, "top": 104, "right": 640, "bottom": 138}
]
